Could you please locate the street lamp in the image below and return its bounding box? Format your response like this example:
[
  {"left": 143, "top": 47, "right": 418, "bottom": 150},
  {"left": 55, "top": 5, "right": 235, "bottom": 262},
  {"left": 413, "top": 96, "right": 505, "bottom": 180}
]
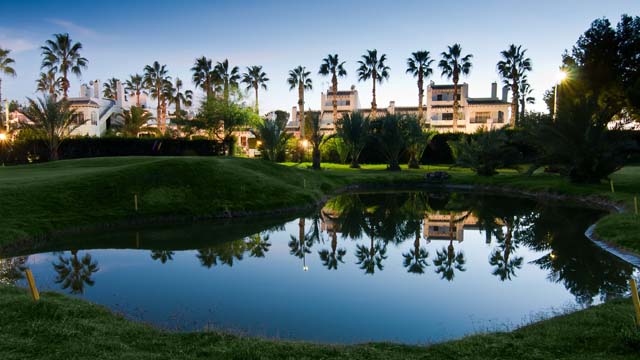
[{"left": 553, "top": 70, "right": 567, "bottom": 120}]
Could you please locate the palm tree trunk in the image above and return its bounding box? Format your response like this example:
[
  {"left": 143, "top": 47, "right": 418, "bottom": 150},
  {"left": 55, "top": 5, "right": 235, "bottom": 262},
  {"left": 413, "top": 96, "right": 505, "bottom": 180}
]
[
  {"left": 157, "top": 87, "right": 163, "bottom": 133},
  {"left": 332, "top": 73, "right": 338, "bottom": 124},
  {"left": 298, "top": 83, "right": 305, "bottom": 139},
  {"left": 350, "top": 144, "right": 361, "bottom": 169},
  {"left": 254, "top": 84, "right": 259, "bottom": 114},
  {"left": 452, "top": 76, "right": 459, "bottom": 132},
  {"left": 136, "top": 90, "right": 141, "bottom": 107},
  {"left": 312, "top": 143, "right": 320, "bottom": 170},
  {"left": 511, "top": 81, "right": 518, "bottom": 128},
  {"left": 224, "top": 80, "right": 229, "bottom": 103},
  {"left": 299, "top": 218, "right": 305, "bottom": 244},
  {"left": 371, "top": 72, "right": 377, "bottom": 119},
  {"left": 62, "top": 70, "right": 68, "bottom": 99},
  {"left": 418, "top": 72, "right": 423, "bottom": 122},
  {"left": 0, "top": 77, "right": 3, "bottom": 129}
]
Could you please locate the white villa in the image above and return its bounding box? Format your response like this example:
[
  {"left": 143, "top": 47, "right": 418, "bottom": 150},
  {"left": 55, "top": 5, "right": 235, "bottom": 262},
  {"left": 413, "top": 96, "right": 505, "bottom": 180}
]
[
  {"left": 286, "top": 82, "right": 511, "bottom": 136},
  {"left": 67, "top": 80, "right": 124, "bottom": 137}
]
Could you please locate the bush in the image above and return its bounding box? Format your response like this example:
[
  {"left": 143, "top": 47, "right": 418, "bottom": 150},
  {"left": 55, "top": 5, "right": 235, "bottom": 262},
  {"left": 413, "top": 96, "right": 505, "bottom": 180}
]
[{"left": 448, "top": 129, "right": 521, "bottom": 176}]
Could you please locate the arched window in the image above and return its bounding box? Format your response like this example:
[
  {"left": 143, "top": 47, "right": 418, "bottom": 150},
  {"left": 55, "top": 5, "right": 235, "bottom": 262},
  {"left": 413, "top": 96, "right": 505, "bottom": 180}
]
[{"left": 91, "top": 111, "right": 98, "bottom": 125}]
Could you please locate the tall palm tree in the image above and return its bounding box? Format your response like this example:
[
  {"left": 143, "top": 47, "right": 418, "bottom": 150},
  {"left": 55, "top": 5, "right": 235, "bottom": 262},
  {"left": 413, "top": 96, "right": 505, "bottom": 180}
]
[
  {"left": 241, "top": 65, "right": 269, "bottom": 114},
  {"left": 191, "top": 56, "right": 216, "bottom": 99},
  {"left": 438, "top": 44, "right": 473, "bottom": 131},
  {"left": 406, "top": 51, "right": 433, "bottom": 122},
  {"left": 287, "top": 66, "right": 313, "bottom": 138},
  {"left": 40, "top": 33, "right": 88, "bottom": 99},
  {"left": 357, "top": 49, "right": 390, "bottom": 119},
  {"left": 170, "top": 78, "right": 193, "bottom": 118},
  {"left": 497, "top": 44, "right": 532, "bottom": 127},
  {"left": 214, "top": 59, "right": 240, "bottom": 103},
  {"left": 36, "top": 70, "right": 62, "bottom": 98},
  {"left": 0, "top": 47, "right": 16, "bottom": 124},
  {"left": 125, "top": 74, "right": 146, "bottom": 107},
  {"left": 102, "top": 77, "right": 120, "bottom": 101},
  {"left": 519, "top": 76, "right": 535, "bottom": 120},
  {"left": 143, "top": 61, "right": 170, "bottom": 133},
  {"left": 318, "top": 54, "right": 347, "bottom": 123},
  {"left": 119, "top": 106, "right": 155, "bottom": 137}
]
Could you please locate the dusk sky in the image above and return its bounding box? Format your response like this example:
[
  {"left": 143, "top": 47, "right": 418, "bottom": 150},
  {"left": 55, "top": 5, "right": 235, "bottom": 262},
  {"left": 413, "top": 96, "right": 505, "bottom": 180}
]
[{"left": 1, "top": 0, "right": 638, "bottom": 114}]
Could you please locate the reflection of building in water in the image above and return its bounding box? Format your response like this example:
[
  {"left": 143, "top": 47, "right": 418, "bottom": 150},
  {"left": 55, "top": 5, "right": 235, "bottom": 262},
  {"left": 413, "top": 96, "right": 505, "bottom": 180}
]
[
  {"left": 320, "top": 208, "right": 340, "bottom": 234},
  {"left": 423, "top": 212, "right": 480, "bottom": 242}
]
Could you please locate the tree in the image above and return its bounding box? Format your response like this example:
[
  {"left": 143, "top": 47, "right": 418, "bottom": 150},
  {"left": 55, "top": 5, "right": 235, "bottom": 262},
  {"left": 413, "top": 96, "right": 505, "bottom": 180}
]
[
  {"left": 318, "top": 54, "right": 347, "bottom": 123},
  {"left": 438, "top": 44, "right": 472, "bottom": 131},
  {"left": 119, "top": 106, "right": 155, "bottom": 137},
  {"left": 215, "top": 59, "right": 240, "bottom": 103},
  {"left": 318, "top": 232, "right": 346, "bottom": 270},
  {"left": 169, "top": 78, "right": 193, "bottom": 118},
  {"left": 36, "top": 69, "right": 62, "bottom": 98},
  {"left": 519, "top": 76, "right": 535, "bottom": 121},
  {"left": 125, "top": 74, "right": 146, "bottom": 107},
  {"left": 0, "top": 47, "right": 16, "bottom": 126},
  {"left": 102, "top": 77, "right": 120, "bottom": 101},
  {"left": 40, "top": 33, "right": 88, "bottom": 99},
  {"left": 335, "top": 112, "right": 370, "bottom": 168},
  {"left": 252, "top": 116, "right": 292, "bottom": 161},
  {"left": 287, "top": 66, "right": 313, "bottom": 138},
  {"left": 191, "top": 56, "right": 217, "bottom": 99},
  {"left": 355, "top": 239, "right": 387, "bottom": 275},
  {"left": 448, "top": 129, "right": 520, "bottom": 176},
  {"left": 241, "top": 65, "right": 269, "bottom": 114},
  {"left": 22, "top": 96, "right": 79, "bottom": 160},
  {"left": 245, "top": 234, "right": 271, "bottom": 258},
  {"left": 406, "top": 51, "right": 433, "bottom": 122},
  {"left": 374, "top": 114, "right": 405, "bottom": 171},
  {"left": 403, "top": 233, "right": 429, "bottom": 274},
  {"left": 304, "top": 112, "right": 330, "bottom": 170},
  {"left": 497, "top": 44, "right": 532, "bottom": 127},
  {"left": 402, "top": 117, "right": 436, "bottom": 169},
  {"left": 143, "top": 61, "right": 170, "bottom": 133},
  {"left": 433, "top": 245, "right": 466, "bottom": 281},
  {"left": 357, "top": 49, "right": 390, "bottom": 119},
  {"left": 150, "top": 250, "right": 174, "bottom": 264}
]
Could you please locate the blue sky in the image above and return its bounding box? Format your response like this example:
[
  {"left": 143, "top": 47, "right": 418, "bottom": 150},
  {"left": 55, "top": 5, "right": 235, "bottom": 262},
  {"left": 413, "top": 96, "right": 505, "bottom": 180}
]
[{"left": 1, "top": 0, "right": 638, "bottom": 114}]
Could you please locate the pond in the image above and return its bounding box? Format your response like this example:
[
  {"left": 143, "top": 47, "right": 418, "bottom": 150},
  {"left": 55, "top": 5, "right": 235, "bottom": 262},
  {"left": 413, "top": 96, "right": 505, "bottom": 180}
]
[{"left": 1, "top": 191, "right": 636, "bottom": 344}]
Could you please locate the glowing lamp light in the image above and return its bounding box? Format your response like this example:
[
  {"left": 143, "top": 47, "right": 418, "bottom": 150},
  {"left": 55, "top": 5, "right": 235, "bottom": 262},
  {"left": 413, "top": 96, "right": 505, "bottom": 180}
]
[
  {"left": 0, "top": 133, "right": 7, "bottom": 141},
  {"left": 303, "top": 265, "right": 309, "bottom": 272},
  {"left": 256, "top": 140, "right": 262, "bottom": 146},
  {"left": 301, "top": 139, "right": 309, "bottom": 148}
]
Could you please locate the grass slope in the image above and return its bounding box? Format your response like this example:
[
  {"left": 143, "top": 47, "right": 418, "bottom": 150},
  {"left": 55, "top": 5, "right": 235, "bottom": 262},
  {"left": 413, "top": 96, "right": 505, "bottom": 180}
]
[{"left": 0, "top": 285, "right": 638, "bottom": 360}]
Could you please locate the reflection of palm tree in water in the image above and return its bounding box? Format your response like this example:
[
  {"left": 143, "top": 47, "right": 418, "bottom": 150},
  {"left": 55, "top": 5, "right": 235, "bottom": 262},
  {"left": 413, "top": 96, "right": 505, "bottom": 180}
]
[
  {"left": 355, "top": 233, "right": 388, "bottom": 275},
  {"left": 245, "top": 233, "right": 271, "bottom": 258},
  {"left": 490, "top": 217, "right": 524, "bottom": 281},
  {"left": 196, "top": 239, "right": 247, "bottom": 268},
  {"left": 433, "top": 213, "right": 466, "bottom": 281},
  {"left": 150, "top": 250, "right": 174, "bottom": 264},
  {"left": 403, "top": 230, "right": 429, "bottom": 274},
  {"left": 289, "top": 218, "right": 314, "bottom": 271},
  {"left": 319, "top": 231, "right": 346, "bottom": 270},
  {"left": 0, "top": 256, "right": 28, "bottom": 285},
  {"left": 53, "top": 250, "right": 99, "bottom": 294}
]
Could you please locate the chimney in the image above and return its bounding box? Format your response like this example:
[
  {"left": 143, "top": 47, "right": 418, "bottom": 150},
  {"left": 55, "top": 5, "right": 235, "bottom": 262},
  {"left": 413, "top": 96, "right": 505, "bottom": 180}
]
[
  {"left": 501, "top": 86, "right": 509, "bottom": 102},
  {"left": 80, "top": 84, "right": 88, "bottom": 97},
  {"left": 94, "top": 80, "right": 100, "bottom": 98},
  {"left": 116, "top": 80, "right": 124, "bottom": 106},
  {"left": 491, "top": 82, "right": 497, "bottom": 99}
]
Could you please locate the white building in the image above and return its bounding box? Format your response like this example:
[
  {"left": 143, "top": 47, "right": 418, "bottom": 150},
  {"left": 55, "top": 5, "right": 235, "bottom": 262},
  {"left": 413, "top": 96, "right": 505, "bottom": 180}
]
[
  {"left": 287, "top": 82, "right": 511, "bottom": 136},
  {"left": 67, "top": 80, "right": 124, "bottom": 137}
]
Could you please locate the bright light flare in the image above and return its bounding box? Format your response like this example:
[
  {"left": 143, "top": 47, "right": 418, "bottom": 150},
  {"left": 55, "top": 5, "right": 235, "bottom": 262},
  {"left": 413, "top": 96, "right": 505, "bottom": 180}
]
[
  {"left": 301, "top": 139, "right": 309, "bottom": 148},
  {"left": 557, "top": 70, "right": 567, "bottom": 82},
  {"left": 0, "top": 133, "right": 7, "bottom": 141}
]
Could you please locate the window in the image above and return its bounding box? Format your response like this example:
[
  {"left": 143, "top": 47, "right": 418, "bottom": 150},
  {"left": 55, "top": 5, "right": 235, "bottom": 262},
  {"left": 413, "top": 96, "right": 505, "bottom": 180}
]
[
  {"left": 72, "top": 113, "right": 85, "bottom": 125},
  {"left": 436, "top": 94, "right": 443, "bottom": 101},
  {"left": 498, "top": 111, "right": 504, "bottom": 123},
  {"left": 473, "top": 112, "right": 490, "bottom": 123},
  {"left": 442, "top": 113, "right": 454, "bottom": 120},
  {"left": 91, "top": 111, "right": 98, "bottom": 125}
]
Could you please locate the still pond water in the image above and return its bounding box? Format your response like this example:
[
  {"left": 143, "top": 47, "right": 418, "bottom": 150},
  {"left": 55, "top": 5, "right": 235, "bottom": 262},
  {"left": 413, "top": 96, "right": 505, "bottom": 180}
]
[{"left": 1, "top": 191, "right": 637, "bottom": 344}]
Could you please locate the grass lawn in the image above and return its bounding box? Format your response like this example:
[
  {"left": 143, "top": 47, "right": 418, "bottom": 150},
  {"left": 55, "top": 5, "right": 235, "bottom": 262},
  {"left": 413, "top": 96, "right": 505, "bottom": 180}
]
[{"left": 0, "top": 156, "right": 639, "bottom": 359}]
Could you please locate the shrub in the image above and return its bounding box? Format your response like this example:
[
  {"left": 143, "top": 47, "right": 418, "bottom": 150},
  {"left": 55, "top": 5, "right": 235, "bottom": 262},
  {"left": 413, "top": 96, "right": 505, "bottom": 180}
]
[{"left": 448, "top": 129, "right": 520, "bottom": 176}]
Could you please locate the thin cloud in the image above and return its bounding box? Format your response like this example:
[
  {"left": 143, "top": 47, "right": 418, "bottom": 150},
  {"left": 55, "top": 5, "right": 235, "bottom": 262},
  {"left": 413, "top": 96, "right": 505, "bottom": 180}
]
[
  {"left": 48, "top": 18, "right": 100, "bottom": 39},
  {"left": 0, "top": 28, "right": 38, "bottom": 53}
]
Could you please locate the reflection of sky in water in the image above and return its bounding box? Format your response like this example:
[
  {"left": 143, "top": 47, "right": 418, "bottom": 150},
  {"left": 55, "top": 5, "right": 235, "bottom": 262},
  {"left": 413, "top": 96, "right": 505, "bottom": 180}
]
[{"left": 6, "top": 192, "right": 636, "bottom": 344}]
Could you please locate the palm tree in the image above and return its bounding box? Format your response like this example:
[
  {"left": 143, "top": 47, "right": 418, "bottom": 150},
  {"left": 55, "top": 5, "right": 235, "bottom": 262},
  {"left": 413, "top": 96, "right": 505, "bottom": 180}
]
[
  {"left": 438, "top": 44, "right": 473, "bottom": 131},
  {"left": 318, "top": 232, "right": 346, "bottom": 270},
  {"left": 241, "top": 65, "right": 269, "bottom": 114},
  {"left": 143, "top": 61, "right": 170, "bottom": 133},
  {"left": 403, "top": 232, "right": 429, "bottom": 274},
  {"left": 403, "top": 117, "right": 436, "bottom": 168},
  {"left": 376, "top": 114, "right": 406, "bottom": 171},
  {"left": 119, "top": 106, "right": 155, "bottom": 137},
  {"left": 357, "top": 49, "right": 390, "bottom": 119},
  {"left": 335, "top": 112, "right": 370, "bottom": 168},
  {"left": 519, "top": 76, "right": 535, "bottom": 120},
  {"left": 406, "top": 51, "right": 433, "bottom": 122},
  {"left": 40, "top": 33, "right": 88, "bottom": 99},
  {"left": 214, "top": 59, "right": 240, "bottom": 103},
  {"left": 191, "top": 56, "right": 216, "bottom": 99},
  {"left": 102, "top": 77, "right": 120, "bottom": 101},
  {"left": 170, "top": 78, "right": 193, "bottom": 118},
  {"left": 0, "top": 47, "right": 16, "bottom": 125},
  {"left": 287, "top": 66, "right": 313, "bottom": 138},
  {"left": 252, "top": 117, "right": 292, "bottom": 161},
  {"left": 22, "top": 97, "right": 79, "bottom": 160},
  {"left": 318, "top": 54, "right": 347, "bottom": 123},
  {"left": 150, "top": 250, "right": 174, "bottom": 264},
  {"left": 355, "top": 238, "right": 388, "bottom": 275},
  {"left": 52, "top": 250, "right": 99, "bottom": 294},
  {"left": 125, "top": 74, "right": 146, "bottom": 107},
  {"left": 36, "top": 69, "right": 62, "bottom": 98},
  {"left": 245, "top": 234, "right": 271, "bottom": 258},
  {"left": 497, "top": 44, "right": 532, "bottom": 127}
]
